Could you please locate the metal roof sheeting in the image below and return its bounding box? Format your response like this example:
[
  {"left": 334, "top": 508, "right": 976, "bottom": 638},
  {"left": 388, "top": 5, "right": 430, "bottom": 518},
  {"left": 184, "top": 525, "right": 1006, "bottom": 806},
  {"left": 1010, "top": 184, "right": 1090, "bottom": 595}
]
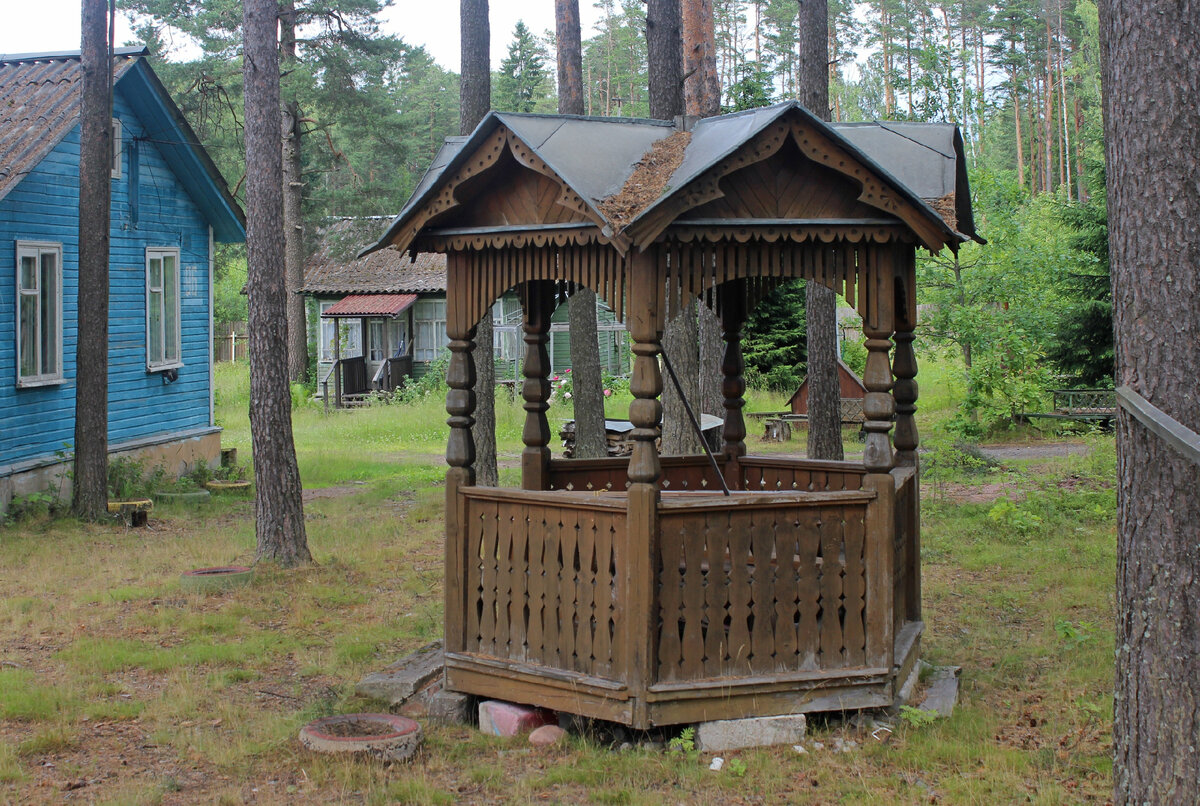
[
  {"left": 367, "top": 102, "right": 979, "bottom": 257},
  {"left": 320, "top": 293, "right": 418, "bottom": 318}
]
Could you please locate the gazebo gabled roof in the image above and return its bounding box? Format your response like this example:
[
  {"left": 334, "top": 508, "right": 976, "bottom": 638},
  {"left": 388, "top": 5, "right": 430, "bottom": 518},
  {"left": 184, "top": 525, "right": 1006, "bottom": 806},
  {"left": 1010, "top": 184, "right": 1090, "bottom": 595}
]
[{"left": 365, "top": 102, "right": 976, "bottom": 260}]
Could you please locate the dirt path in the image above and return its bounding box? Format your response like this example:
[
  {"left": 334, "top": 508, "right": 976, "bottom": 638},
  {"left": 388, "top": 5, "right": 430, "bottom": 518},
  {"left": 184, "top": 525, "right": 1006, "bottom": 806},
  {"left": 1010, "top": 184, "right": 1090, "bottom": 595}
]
[{"left": 977, "top": 442, "right": 1091, "bottom": 461}]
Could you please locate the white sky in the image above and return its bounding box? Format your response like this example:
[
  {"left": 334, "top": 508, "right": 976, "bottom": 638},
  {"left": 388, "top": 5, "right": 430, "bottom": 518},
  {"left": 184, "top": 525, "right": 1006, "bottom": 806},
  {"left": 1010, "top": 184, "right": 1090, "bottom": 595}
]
[{"left": 0, "top": 1, "right": 604, "bottom": 70}]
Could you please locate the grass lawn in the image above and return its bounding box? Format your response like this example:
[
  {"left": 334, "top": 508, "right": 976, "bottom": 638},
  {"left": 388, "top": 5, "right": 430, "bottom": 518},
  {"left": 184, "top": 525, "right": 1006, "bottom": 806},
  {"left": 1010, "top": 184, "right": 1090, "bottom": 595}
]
[{"left": 0, "top": 359, "right": 1116, "bottom": 804}]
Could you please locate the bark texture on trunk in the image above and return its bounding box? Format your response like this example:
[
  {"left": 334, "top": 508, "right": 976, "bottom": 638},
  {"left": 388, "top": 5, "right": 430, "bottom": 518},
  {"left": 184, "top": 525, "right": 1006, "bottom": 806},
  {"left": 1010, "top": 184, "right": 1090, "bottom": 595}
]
[
  {"left": 646, "top": 0, "right": 683, "bottom": 120},
  {"left": 461, "top": 0, "right": 497, "bottom": 486},
  {"left": 281, "top": 0, "right": 307, "bottom": 384},
  {"left": 1100, "top": 1, "right": 1200, "bottom": 801},
  {"left": 683, "top": 0, "right": 723, "bottom": 423},
  {"left": 243, "top": 0, "right": 311, "bottom": 566},
  {"left": 798, "top": 0, "right": 842, "bottom": 461},
  {"left": 558, "top": 0, "right": 607, "bottom": 460},
  {"left": 662, "top": 304, "right": 703, "bottom": 455},
  {"left": 682, "top": 0, "right": 721, "bottom": 118},
  {"left": 73, "top": 0, "right": 112, "bottom": 520}
]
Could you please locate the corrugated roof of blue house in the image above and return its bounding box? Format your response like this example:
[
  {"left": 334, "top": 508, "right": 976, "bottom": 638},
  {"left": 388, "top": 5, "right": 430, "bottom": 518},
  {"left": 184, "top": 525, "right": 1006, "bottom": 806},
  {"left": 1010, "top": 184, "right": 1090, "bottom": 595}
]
[{"left": 0, "top": 46, "right": 245, "bottom": 503}]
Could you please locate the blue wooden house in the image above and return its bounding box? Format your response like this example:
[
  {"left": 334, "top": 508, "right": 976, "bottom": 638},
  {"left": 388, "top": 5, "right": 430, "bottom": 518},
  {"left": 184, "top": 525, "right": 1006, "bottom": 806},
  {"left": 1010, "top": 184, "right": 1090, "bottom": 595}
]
[{"left": 0, "top": 47, "right": 245, "bottom": 511}]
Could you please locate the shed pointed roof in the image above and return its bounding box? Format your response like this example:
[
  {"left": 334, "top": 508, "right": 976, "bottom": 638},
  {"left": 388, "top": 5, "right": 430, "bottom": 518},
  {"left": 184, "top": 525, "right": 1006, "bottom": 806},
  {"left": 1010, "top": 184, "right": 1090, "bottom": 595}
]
[{"left": 366, "top": 102, "right": 978, "bottom": 259}]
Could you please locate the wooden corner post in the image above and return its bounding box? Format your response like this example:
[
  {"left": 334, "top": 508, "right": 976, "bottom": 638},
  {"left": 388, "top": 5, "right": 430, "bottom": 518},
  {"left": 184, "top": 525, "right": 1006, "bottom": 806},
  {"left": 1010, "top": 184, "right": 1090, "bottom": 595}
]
[
  {"left": 719, "top": 279, "right": 747, "bottom": 488},
  {"left": 862, "top": 244, "right": 896, "bottom": 670},
  {"left": 892, "top": 251, "right": 921, "bottom": 623},
  {"left": 624, "top": 249, "right": 663, "bottom": 726},
  {"left": 521, "top": 280, "right": 555, "bottom": 491},
  {"left": 445, "top": 251, "right": 477, "bottom": 656}
]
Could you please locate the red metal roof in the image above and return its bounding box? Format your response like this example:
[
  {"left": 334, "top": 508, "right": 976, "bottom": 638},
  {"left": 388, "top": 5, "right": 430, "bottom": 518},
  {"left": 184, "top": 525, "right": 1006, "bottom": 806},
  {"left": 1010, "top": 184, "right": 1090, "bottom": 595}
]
[{"left": 320, "top": 293, "right": 417, "bottom": 318}]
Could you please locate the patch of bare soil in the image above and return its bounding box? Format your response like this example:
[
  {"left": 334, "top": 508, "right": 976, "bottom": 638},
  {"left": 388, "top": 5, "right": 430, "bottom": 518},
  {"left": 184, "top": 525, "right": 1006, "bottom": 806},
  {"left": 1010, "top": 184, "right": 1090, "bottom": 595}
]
[
  {"left": 929, "top": 481, "right": 1022, "bottom": 504},
  {"left": 598, "top": 131, "right": 692, "bottom": 229},
  {"left": 302, "top": 483, "right": 367, "bottom": 502},
  {"left": 978, "top": 442, "right": 1091, "bottom": 461}
]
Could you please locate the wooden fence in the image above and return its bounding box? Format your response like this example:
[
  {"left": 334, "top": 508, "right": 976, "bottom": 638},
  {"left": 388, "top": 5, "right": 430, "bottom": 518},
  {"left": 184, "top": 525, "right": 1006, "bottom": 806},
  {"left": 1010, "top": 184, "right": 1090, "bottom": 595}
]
[{"left": 214, "top": 321, "right": 248, "bottom": 363}]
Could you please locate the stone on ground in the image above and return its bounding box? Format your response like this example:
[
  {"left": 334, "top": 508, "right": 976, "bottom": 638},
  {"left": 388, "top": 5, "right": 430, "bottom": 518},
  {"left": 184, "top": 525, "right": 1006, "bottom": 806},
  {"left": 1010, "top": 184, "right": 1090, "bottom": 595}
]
[
  {"left": 427, "top": 690, "right": 472, "bottom": 725},
  {"left": 528, "top": 725, "right": 567, "bottom": 746},
  {"left": 918, "top": 666, "right": 962, "bottom": 717},
  {"left": 355, "top": 640, "right": 443, "bottom": 708},
  {"left": 696, "top": 714, "right": 807, "bottom": 752},
  {"left": 478, "top": 700, "right": 557, "bottom": 737}
]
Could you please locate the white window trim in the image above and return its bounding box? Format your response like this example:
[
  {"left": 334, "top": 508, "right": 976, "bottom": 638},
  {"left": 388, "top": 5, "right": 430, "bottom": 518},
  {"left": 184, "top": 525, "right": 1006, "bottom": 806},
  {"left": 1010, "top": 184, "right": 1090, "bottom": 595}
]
[
  {"left": 145, "top": 247, "right": 183, "bottom": 371},
  {"left": 111, "top": 118, "right": 122, "bottom": 179},
  {"left": 15, "top": 241, "right": 64, "bottom": 388}
]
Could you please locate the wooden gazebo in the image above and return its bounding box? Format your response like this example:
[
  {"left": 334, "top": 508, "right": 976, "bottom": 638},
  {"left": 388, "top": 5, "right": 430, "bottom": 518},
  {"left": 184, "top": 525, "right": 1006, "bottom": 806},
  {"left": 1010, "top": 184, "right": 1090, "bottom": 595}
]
[{"left": 366, "top": 103, "right": 977, "bottom": 728}]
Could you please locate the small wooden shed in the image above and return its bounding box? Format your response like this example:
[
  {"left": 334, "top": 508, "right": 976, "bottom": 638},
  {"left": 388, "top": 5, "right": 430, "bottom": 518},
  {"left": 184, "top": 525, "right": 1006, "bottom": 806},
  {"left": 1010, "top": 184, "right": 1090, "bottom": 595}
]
[
  {"left": 366, "top": 102, "right": 977, "bottom": 728},
  {"left": 790, "top": 358, "right": 869, "bottom": 418}
]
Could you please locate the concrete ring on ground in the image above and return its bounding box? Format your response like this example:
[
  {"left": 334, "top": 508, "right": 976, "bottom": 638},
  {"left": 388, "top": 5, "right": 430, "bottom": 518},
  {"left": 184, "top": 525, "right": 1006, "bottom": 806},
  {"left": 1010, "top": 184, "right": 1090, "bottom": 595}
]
[
  {"left": 205, "top": 480, "right": 251, "bottom": 493},
  {"left": 299, "top": 713, "right": 423, "bottom": 762},
  {"left": 153, "top": 489, "right": 211, "bottom": 504},
  {"left": 180, "top": 565, "right": 254, "bottom": 593}
]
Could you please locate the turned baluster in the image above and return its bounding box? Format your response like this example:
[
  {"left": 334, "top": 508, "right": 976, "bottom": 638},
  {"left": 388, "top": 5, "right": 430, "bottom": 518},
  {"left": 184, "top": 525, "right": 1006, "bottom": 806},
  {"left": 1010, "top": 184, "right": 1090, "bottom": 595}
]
[
  {"left": 719, "top": 280, "right": 748, "bottom": 465},
  {"left": 522, "top": 280, "right": 555, "bottom": 490}
]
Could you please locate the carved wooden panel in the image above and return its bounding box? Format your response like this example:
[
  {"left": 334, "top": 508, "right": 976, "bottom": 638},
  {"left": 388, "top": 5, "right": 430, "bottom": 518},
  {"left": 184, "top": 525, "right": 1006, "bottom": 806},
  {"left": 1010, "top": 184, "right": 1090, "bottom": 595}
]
[
  {"left": 655, "top": 498, "right": 872, "bottom": 681},
  {"left": 462, "top": 491, "right": 624, "bottom": 679}
]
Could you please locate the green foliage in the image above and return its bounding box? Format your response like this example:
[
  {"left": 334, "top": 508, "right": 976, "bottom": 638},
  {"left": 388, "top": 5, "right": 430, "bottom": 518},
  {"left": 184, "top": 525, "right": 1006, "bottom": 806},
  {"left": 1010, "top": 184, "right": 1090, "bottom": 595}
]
[
  {"left": 1046, "top": 181, "right": 1113, "bottom": 386},
  {"left": 667, "top": 726, "right": 698, "bottom": 757},
  {"left": 839, "top": 337, "right": 867, "bottom": 376},
  {"left": 743, "top": 280, "right": 806, "bottom": 391},
  {"left": 898, "top": 705, "right": 938, "bottom": 729},
  {"left": 1054, "top": 618, "right": 1095, "bottom": 647},
  {"left": 107, "top": 456, "right": 150, "bottom": 500},
  {"left": 213, "top": 255, "right": 248, "bottom": 326},
  {"left": 986, "top": 497, "right": 1043, "bottom": 541},
  {"left": 494, "top": 22, "right": 553, "bottom": 114},
  {"left": 726, "top": 758, "right": 748, "bottom": 777}
]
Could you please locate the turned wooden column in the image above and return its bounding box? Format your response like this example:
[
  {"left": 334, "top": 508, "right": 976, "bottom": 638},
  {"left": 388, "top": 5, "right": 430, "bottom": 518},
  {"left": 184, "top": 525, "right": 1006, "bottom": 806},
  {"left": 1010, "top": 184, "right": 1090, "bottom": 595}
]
[
  {"left": 444, "top": 294, "right": 477, "bottom": 655},
  {"left": 892, "top": 255, "right": 919, "bottom": 468},
  {"left": 623, "top": 249, "right": 663, "bottom": 724},
  {"left": 521, "top": 280, "right": 555, "bottom": 491},
  {"left": 891, "top": 253, "right": 921, "bottom": 624},
  {"left": 719, "top": 279, "right": 747, "bottom": 488},
  {"left": 861, "top": 244, "right": 896, "bottom": 670}
]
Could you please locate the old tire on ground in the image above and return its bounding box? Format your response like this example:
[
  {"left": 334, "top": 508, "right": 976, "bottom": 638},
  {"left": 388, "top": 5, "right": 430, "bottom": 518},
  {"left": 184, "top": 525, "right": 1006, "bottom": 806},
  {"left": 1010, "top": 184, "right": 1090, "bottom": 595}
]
[
  {"left": 180, "top": 565, "right": 253, "bottom": 593},
  {"left": 299, "top": 713, "right": 423, "bottom": 762}
]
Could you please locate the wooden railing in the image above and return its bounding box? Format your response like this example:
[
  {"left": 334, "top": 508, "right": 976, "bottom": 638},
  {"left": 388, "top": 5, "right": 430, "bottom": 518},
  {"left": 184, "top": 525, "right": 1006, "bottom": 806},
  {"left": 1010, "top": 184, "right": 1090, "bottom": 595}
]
[
  {"left": 739, "top": 456, "right": 867, "bottom": 492},
  {"left": 546, "top": 455, "right": 722, "bottom": 493},
  {"left": 373, "top": 355, "right": 413, "bottom": 393},
  {"left": 321, "top": 356, "right": 369, "bottom": 410},
  {"left": 655, "top": 490, "right": 876, "bottom": 682},
  {"left": 891, "top": 466, "right": 919, "bottom": 632},
  {"left": 457, "top": 488, "right": 627, "bottom": 682}
]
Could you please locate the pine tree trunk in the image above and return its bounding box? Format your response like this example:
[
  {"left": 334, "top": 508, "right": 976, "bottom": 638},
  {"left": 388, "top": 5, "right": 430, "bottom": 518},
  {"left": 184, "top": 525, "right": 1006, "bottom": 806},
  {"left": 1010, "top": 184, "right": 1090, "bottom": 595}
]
[
  {"left": 280, "top": 0, "right": 307, "bottom": 384},
  {"left": 461, "top": 0, "right": 498, "bottom": 486},
  {"left": 73, "top": 0, "right": 111, "bottom": 520},
  {"left": 682, "top": 0, "right": 721, "bottom": 117},
  {"left": 556, "top": 0, "right": 606, "bottom": 459},
  {"left": 662, "top": 304, "right": 703, "bottom": 454},
  {"left": 243, "top": 0, "right": 310, "bottom": 567},
  {"left": 647, "top": 0, "right": 683, "bottom": 120},
  {"left": 800, "top": 0, "right": 842, "bottom": 461},
  {"left": 1100, "top": 2, "right": 1200, "bottom": 801}
]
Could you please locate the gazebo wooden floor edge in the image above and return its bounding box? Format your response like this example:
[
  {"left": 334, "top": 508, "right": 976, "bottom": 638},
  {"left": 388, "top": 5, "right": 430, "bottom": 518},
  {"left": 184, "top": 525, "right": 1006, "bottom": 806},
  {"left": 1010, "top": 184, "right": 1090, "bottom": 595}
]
[{"left": 445, "top": 621, "right": 922, "bottom": 727}]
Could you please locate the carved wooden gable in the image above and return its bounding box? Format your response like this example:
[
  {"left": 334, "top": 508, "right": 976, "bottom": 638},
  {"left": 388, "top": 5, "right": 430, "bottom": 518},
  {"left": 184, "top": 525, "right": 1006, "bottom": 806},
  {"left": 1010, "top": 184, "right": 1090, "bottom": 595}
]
[{"left": 681, "top": 136, "right": 888, "bottom": 222}]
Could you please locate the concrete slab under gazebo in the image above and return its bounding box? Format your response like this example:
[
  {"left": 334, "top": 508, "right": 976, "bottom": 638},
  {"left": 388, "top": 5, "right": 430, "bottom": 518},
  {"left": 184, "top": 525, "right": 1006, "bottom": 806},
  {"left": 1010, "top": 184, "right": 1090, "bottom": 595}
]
[{"left": 365, "top": 101, "right": 979, "bottom": 729}]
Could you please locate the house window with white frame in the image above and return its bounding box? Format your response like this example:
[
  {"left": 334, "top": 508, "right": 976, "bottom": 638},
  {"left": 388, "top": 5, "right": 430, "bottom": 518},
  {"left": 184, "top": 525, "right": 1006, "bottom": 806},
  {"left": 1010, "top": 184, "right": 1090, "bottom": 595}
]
[
  {"left": 318, "top": 302, "right": 361, "bottom": 362},
  {"left": 15, "top": 241, "right": 63, "bottom": 387},
  {"left": 146, "top": 247, "right": 182, "bottom": 370},
  {"left": 414, "top": 298, "right": 447, "bottom": 362},
  {"left": 111, "top": 118, "right": 122, "bottom": 179}
]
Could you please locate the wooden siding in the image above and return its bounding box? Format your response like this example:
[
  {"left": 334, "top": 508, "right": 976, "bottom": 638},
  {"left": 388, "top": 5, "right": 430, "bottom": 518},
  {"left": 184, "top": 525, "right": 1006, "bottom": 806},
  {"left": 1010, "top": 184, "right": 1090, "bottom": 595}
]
[{"left": 0, "top": 90, "right": 213, "bottom": 469}]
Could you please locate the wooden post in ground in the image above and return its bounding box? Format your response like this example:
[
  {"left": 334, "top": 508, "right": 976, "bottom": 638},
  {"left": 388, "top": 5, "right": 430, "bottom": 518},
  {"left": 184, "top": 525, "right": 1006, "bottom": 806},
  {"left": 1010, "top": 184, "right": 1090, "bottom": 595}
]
[
  {"left": 333, "top": 318, "right": 342, "bottom": 409},
  {"left": 862, "top": 248, "right": 896, "bottom": 670},
  {"left": 522, "top": 280, "right": 555, "bottom": 491},
  {"left": 445, "top": 251, "right": 478, "bottom": 656},
  {"left": 624, "top": 249, "right": 664, "bottom": 726}
]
